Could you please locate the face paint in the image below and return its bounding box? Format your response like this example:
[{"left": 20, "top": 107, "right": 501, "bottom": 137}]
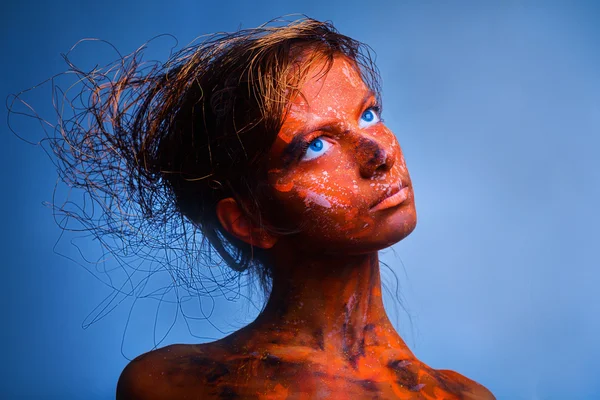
[
  {"left": 303, "top": 190, "right": 332, "bottom": 209},
  {"left": 266, "top": 56, "right": 417, "bottom": 253}
]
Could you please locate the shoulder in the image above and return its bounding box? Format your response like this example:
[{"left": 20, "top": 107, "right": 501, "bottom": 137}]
[
  {"left": 116, "top": 343, "right": 235, "bottom": 400},
  {"left": 436, "top": 369, "right": 496, "bottom": 400}
]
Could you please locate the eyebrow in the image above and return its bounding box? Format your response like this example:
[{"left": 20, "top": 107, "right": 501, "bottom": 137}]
[{"left": 279, "top": 91, "right": 376, "bottom": 167}]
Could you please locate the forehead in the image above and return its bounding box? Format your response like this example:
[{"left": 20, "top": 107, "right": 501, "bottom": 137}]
[
  {"left": 289, "top": 57, "right": 368, "bottom": 113},
  {"left": 279, "top": 56, "right": 370, "bottom": 142},
  {"left": 294, "top": 56, "right": 366, "bottom": 104}
]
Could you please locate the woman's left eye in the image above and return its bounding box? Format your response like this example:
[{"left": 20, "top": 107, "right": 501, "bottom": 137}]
[
  {"left": 358, "top": 107, "right": 381, "bottom": 128},
  {"left": 301, "top": 137, "right": 333, "bottom": 161}
]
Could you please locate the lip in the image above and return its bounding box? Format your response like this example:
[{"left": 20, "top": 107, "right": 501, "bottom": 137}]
[{"left": 370, "top": 181, "right": 409, "bottom": 212}]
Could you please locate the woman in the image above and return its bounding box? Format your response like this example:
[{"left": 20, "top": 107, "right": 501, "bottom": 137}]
[{"left": 14, "top": 17, "right": 494, "bottom": 399}]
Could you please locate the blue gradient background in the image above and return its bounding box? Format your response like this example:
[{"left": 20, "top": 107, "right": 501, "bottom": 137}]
[{"left": 2, "top": 1, "right": 599, "bottom": 399}]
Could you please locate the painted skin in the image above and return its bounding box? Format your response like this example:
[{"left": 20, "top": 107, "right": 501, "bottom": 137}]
[{"left": 117, "top": 57, "right": 495, "bottom": 399}]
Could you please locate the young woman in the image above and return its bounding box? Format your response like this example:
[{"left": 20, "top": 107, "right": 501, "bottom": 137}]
[{"left": 15, "top": 17, "right": 495, "bottom": 399}]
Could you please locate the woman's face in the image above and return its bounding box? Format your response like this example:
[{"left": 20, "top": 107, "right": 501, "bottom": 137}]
[{"left": 265, "top": 56, "right": 416, "bottom": 255}]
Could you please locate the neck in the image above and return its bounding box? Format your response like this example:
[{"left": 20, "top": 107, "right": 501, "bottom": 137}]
[{"left": 252, "top": 247, "right": 411, "bottom": 365}]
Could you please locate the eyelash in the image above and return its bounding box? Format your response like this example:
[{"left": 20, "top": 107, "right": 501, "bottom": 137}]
[
  {"left": 364, "top": 104, "right": 384, "bottom": 124},
  {"left": 368, "top": 105, "right": 382, "bottom": 118}
]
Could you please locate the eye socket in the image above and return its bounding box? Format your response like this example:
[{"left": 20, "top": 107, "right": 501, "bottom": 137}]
[
  {"left": 301, "top": 137, "right": 333, "bottom": 161},
  {"left": 358, "top": 107, "right": 381, "bottom": 129}
]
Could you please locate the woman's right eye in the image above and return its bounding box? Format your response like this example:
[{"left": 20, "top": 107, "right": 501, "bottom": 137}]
[{"left": 301, "top": 137, "right": 333, "bottom": 161}]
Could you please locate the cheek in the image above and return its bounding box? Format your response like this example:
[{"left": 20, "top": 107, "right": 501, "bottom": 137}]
[
  {"left": 275, "top": 171, "right": 358, "bottom": 214},
  {"left": 269, "top": 170, "right": 368, "bottom": 231},
  {"left": 297, "top": 191, "right": 374, "bottom": 241}
]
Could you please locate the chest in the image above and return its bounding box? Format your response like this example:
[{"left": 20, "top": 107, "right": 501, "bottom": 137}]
[{"left": 220, "top": 358, "right": 467, "bottom": 400}]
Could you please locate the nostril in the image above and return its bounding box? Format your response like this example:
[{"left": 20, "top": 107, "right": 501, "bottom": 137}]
[
  {"left": 357, "top": 136, "right": 393, "bottom": 178},
  {"left": 373, "top": 148, "right": 394, "bottom": 176}
]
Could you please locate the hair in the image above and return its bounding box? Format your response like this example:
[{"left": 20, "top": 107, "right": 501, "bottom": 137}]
[{"left": 8, "top": 16, "right": 382, "bottom": 309}]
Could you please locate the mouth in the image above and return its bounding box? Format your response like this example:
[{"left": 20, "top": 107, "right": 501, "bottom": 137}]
[{"left": 370, "top": 180, "right": 410, "bottom": 212}]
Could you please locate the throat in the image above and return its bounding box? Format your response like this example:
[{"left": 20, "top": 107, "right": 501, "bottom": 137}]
[{"left": 252, "top": 251, "right": 409, "bottom": 365}]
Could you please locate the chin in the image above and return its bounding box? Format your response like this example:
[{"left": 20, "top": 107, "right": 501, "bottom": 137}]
[
  {"left": 355, "top": 200, "right": 418, "bottom": 251},
  {"left": 349, "top": 220, "right": 417, "bottom": 254},
  {"left": 380, "top": 202, "right": 418, "bottom": 244},
  {"left": 382, "top": 217, "right": 417, "bottom": 248},
  {"left": 305, "top": 213, "right": 417, "bottom": 256}
]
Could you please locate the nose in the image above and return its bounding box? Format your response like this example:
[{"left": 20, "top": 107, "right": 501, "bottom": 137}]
[{"left": 356, "top": 136, "right": 395, "bottom": 179}]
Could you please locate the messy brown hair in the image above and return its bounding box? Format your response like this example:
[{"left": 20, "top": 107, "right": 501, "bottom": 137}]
[{"left": 8, "top": 17, "right": 381, "bottom": 311}]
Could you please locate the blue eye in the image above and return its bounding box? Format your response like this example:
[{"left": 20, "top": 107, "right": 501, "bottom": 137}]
[
  {"left": 359, "top": 107, "right": 381, "bottom": 128},
  {"left": 302, "top": 137, "right": 332, "bottom": 161}
]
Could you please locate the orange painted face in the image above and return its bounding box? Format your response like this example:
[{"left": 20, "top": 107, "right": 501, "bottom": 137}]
[{"left": 265, "top": 56, "right": 417, "bottom": 254}]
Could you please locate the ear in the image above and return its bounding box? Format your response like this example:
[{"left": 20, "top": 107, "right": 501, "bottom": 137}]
[{"left": 216, "top": 197, "right": 278, "bottom": 249}]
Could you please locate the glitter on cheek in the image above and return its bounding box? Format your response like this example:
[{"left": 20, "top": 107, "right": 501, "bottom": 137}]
[{"left": 305, "top": 190, "right": 332, "bottom": 208}]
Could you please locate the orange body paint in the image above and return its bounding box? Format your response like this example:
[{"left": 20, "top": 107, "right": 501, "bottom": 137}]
[{"left": 117, "top": 56, "right": 495, "bottom": 400}]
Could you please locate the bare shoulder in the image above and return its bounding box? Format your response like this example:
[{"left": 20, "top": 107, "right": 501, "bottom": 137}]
[
  {"left": 436, "top": 369, "right": 496, "bottom": 400},
  {"left": 116, "top": 342, "right": 234, "bottom": 400}
]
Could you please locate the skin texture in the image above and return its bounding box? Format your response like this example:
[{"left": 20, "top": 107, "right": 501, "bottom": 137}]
[{"left": 117, "top": 56, "right": 495, "bottom": 399}]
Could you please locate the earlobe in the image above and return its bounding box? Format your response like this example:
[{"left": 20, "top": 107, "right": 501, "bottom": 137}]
[{"left": 216, "top": 198, "right": 278, "bottom": 249}]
